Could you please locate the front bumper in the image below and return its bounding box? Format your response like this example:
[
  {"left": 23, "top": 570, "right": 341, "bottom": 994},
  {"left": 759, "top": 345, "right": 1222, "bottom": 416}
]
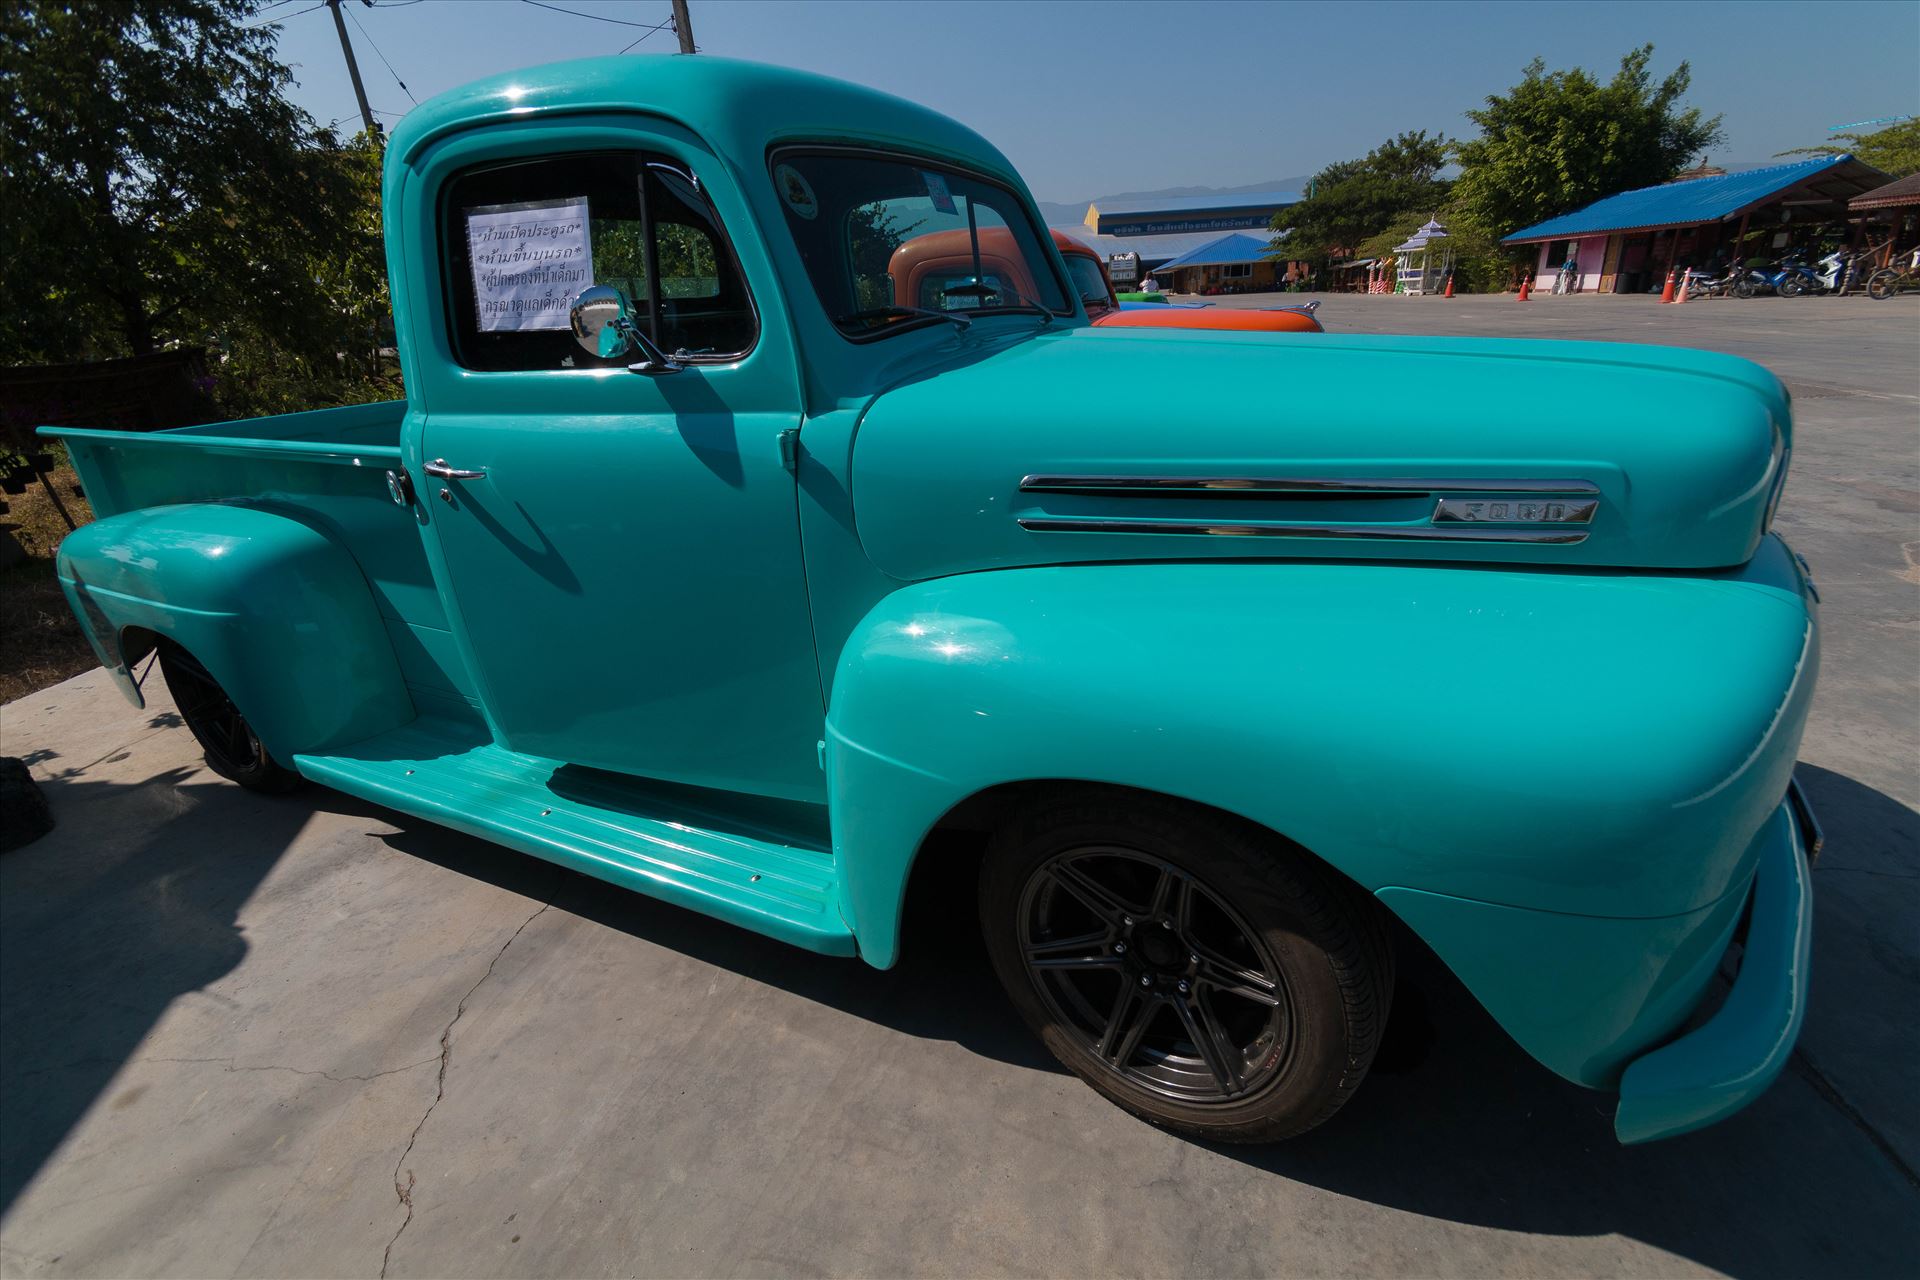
[{"left": 1613, "top": 789, "right": 1817, "bottom": 1144}]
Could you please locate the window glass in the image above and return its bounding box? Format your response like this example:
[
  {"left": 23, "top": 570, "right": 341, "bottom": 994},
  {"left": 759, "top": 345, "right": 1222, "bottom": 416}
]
[
  {"left": 443, "top": 153, "right": 754, "bottom": 371},
  {"left": 770, "top": 150, "right": 1070, "bottom": 339},
  {"left": 1063, "top": 255, "right": 1112, "bottom": 309}
]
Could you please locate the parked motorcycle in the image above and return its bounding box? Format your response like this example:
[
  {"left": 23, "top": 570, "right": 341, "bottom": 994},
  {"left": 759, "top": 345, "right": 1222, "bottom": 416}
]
[
  {"left": 1680, "top": 265, "right": 1742, "bottom": 299},
  {"left": 1811, "top": 249, "right": 1850, "bottom": 295},
  {"left": 1733, "top": 258, "right": 1811, "bottom": 299},
  {"left": 1773, "top": 253, "right": 1824, "bottom": 298}
]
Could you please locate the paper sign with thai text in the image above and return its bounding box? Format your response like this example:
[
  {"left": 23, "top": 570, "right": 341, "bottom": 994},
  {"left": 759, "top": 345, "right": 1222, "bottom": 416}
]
[{"left": 466, "top": 197, "right": 593, "bottom": 332}]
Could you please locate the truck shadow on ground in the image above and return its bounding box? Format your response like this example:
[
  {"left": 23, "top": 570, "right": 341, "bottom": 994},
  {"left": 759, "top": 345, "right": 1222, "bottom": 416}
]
[
  {"left": 363, "top": 772, "right": 1919, "bottom": 1280},
  {"left": 0, "top": 768, "right": 319, "bottom": 1216},
  {"left": 5, "top": 763, "right": 1913, "bottom": 1276}
]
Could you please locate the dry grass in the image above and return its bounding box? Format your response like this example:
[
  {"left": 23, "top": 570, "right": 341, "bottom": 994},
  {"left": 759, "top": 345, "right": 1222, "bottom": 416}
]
[{"left": 1, "top": 460, "right": 98, "bottom": 703}]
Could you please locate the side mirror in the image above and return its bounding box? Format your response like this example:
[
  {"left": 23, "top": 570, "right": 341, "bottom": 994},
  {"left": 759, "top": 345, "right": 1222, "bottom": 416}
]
[{"left": 569, "top": 285, "right": 683, "bottom": 374}]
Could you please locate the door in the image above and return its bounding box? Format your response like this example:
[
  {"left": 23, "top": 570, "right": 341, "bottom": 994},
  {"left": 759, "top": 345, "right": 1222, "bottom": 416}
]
[
  {"left": 1598, "top": 236, "right": 1623, "bottom": 294},
  {"left": 419, "top": 147, "right": 825, "bottom": 802}
]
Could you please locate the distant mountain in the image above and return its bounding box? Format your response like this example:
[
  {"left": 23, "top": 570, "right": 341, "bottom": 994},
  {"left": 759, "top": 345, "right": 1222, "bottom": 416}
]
[{"left": 1036, "top": 177, "right": 1314, "bottom": 227}]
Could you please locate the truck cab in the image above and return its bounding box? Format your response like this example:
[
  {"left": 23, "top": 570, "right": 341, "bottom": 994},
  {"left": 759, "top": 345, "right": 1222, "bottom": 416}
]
[{"left": 46, "top": 55, "right": 1819, "bottom": 1147}]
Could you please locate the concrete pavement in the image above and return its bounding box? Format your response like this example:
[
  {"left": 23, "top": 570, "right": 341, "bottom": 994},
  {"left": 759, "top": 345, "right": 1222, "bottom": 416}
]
[{"left": 3, "top": 292, "right": 1916, "bottom": 1278}]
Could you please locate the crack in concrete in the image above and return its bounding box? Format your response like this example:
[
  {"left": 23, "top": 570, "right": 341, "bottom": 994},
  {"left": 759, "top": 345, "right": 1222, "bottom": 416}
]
[
  {"left": 1791, "top": 1047, "right": 1920, "bottom": 1193},
  {"left": 1, "top": 1053, "right": 437, "bottom": 1086},
  {"left": 141, "top": 1055, "right": 442, "bottom": 1084},
  {"left": 380, "top": 903, "right": 550, "bottom": 1279}
]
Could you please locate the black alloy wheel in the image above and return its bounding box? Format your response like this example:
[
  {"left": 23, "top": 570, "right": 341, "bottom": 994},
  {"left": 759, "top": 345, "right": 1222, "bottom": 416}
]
[
  {"left": 1018, "top": 847, "right": 1292, "bottom": 1105},
  {"left": 156, "top": 640, "right": 302, "bottom": 793},
  {"left": 981, "top": 790, "right": 1393, "bottom": 1143}
]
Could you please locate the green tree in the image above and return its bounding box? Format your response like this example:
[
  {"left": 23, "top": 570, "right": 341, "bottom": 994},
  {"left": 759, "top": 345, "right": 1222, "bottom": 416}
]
[
  {"left": 0, "top": 0, "right": 395, "bottom": 413},
  {"left": 1779, "top": 118, "right": 1920, "bottom": 177},
  {"left": 1450, "top": 46, "right": 1724, "bottom": 238},
  {"left": 1269, "top": 131, "right": 1451, "bottom": 265}
]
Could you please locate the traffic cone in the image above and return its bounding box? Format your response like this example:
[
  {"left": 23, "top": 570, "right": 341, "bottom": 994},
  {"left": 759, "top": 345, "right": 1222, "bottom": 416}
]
[
  {"left": 1676, "top": 270, "right": 1691, "bottom": 304},
  {"left": 1516, "top": 274, "right": 1531, "bottom": 302},
  {"left": 1443, "top": 273, "right": 1455, "bottom": 298},
  {"left": 1659, "top": 268, "right": 1676, "bottom": 303}
]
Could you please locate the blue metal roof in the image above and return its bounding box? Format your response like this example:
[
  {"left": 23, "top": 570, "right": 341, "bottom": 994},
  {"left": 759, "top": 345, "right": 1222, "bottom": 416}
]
[
  {"left": 1152, "top": 232, "right": 1280, "bottom": 270},
  {"left": 1501, "top": 155, "right": 1864, "bottom": 243}
]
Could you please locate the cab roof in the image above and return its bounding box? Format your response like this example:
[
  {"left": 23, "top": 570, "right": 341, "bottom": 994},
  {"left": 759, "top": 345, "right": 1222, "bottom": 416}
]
[{"left": 386, "top": 54, "right": 1019, "bottom": 185}]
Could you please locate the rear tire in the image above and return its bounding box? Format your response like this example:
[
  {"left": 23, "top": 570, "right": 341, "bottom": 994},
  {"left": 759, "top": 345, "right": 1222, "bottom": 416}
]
[
  {"left": 156, "top": 640, "right": 303, "bottom": 793},
  {"left": 979, "top": 789, "right": 1393, "bottom": 1143},
  {"left": 1866, "top": 269, "right": 1896, "bottom": 301},
  {"left": 1778, "top": 276, "right": 1806, "bottom": 298}
]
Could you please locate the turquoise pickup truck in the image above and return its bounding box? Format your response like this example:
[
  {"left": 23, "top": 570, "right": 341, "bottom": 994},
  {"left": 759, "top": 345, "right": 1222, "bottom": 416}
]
[{"left": 45, "top": 56, "right": 1820, "bottom": 1147}]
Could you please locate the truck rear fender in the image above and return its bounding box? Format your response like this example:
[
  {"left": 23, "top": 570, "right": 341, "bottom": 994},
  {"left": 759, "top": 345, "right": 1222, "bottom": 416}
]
[
  {"left": 56, "top": 503, "right": 414, "bottom": 759},
  {"left": 826, "top": 546, "right": 1817, "bottom": 976}
]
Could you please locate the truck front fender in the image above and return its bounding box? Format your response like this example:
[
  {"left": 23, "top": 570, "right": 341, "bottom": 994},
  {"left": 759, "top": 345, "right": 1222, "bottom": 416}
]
[
  {"left": 826, "top": 547, "right": 1816, "bottom": 971},
  {"left": 57, "top": 503, "right": 413, "bottom": 759}
]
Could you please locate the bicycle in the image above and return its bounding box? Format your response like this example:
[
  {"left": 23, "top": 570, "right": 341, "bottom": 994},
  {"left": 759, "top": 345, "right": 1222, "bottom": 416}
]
[{"left": 1865, "top": 263, "right": 1920, "bottom": 300}]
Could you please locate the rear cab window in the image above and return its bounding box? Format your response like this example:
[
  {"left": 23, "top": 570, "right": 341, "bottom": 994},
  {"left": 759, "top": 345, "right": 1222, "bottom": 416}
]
[{"left": 443, "top": 152, "right": 756, "bottom": 371}]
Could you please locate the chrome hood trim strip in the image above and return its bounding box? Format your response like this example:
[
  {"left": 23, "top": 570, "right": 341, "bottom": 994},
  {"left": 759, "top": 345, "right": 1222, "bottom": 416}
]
[
  {"left": 1016, "top": 516, "right": 1590, "bottom": 544},
  {"left": 1019, "top": 475, "right": 1602, "bottom": 496}
]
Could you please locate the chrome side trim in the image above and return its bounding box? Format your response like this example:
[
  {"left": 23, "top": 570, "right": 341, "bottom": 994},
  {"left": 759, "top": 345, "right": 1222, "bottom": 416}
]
[
  {"left": 1015, "top": 516, "right": 1590, "bottom": 544},
  {"left": 1018, "top": 474, "right": 1601, "bottom": 495},
  {"left": 1787, "top": 777, "right": 1824, "bottom": 865}
]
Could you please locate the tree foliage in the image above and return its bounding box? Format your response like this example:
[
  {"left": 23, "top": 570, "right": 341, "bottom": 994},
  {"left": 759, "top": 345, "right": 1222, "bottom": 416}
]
[
  {"left": 0, "top": 0, "right": 396, "bottom": 414},
  {"left": 1268, "top": 131, "right": 1451, "bottom": 263},
  {"left": 1449, "top": 46, "right": 1724, "bottom": 238},
  {"left": 1779, "top": 118, "right": 1920, "bottom": 178}
]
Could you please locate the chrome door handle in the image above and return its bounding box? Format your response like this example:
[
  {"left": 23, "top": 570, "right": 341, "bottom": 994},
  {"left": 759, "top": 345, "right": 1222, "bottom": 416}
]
[{"left": 424, "top": 458, "right": 486, "bottom": 480}]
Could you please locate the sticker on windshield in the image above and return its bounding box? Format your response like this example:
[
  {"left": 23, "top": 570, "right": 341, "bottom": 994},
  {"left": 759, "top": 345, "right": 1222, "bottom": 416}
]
[
  {"left": 921, "top": 170, "right": 956, "bottom": 215},
  {"left": 774, "top": 163, "right": 818, "bottom": 220}
]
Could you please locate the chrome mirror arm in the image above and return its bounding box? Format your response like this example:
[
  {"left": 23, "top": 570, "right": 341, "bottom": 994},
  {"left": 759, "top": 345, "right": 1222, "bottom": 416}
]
[{"left": 613, "top": 317, "right": 685, "bottom": 375}]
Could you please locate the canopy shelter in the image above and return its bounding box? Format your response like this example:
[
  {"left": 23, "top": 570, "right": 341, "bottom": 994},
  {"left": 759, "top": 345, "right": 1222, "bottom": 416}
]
[
  {"left": 1501, "top": 154, "right": 1892, "bottom": 294},
  {"left": 1849, "top": 172, "right": 1920, "bottom": 212},
  {"left": 1393, "top": 218, "right": 1451, "bottom": 295},
  {"left": 1847, "top": 171, "right": 1920, "bottom": 271}
]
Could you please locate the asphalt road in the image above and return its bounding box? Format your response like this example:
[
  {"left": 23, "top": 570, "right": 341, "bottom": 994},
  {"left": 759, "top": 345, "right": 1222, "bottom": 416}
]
[{"left": 3, "top": 292, "right": 1916, "bottom": 1278}]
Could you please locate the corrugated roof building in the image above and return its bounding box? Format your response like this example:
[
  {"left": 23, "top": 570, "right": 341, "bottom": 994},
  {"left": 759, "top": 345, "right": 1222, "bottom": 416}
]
[
  {"left": 1146, "top": 232, "right": 1297, "bottom": 294},
  {"left": 1501, "top": 154, "right": 1891, "bottom": 295}
]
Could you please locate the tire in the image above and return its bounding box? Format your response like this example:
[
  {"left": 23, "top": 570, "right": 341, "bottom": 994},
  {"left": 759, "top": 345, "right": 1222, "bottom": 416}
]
[
  {"left": 1733, "top": 278, "right": 1757, "bottom": 299},
  {"left": 979, "top": 788, "right": 1393, "bottom": 1143},
  {"left": 156, "top": 640, "right": 304, "bottom": 793},
  {"left": 1866, "top": 269, "right": 1896, "bottom": 301},
  {"left": 1778, "top": 276, "right": 1806, "bottom": 298}
]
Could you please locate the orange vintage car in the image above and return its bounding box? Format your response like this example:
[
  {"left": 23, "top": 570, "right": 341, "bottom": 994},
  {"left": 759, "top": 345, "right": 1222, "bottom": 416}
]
[{"left": 887, "top": 227, "right": 1323, "bottom": 332}]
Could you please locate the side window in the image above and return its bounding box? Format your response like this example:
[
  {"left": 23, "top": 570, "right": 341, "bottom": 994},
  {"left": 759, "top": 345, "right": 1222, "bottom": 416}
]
[{"left": 443, "top": 152, "right": 755, "bottom": 372}]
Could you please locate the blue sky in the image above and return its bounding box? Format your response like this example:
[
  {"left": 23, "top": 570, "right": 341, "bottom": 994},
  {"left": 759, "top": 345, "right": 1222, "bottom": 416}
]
[{"left": 262, "top": 0, "right": 1920, "bottom": 203}]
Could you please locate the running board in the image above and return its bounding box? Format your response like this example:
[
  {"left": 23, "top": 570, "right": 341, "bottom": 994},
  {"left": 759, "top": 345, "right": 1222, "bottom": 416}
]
[{"left": 293, "top": 718, "right": 855, "bottom": 956}]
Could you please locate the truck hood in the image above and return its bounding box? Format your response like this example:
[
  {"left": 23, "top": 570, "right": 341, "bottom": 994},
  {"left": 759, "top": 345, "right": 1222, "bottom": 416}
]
[{"left": 849, "top": 327, "right": 1790, "bottom": 579}]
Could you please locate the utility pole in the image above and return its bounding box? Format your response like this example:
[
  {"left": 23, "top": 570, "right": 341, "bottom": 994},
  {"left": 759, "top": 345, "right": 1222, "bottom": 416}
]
[
  {"left": 326, "top": 0, "right": 379, "bottom": 141},
  {"left": 671, "top": 0, "right": 695, "bottom": 53}
]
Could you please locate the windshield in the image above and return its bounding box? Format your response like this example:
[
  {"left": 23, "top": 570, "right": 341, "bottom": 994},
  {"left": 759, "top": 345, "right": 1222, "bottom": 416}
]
[
  {"left": 1063, "top": 255, "right": 1113, "bottom": 311},
  {"left": 771, "top": 149, "right": 1071, "bottom": 338}
]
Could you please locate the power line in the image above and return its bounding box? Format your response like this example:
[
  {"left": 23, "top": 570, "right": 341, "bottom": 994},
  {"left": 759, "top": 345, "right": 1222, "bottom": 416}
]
[
  {"left": 520, "top": 0, "right": 670, "bottom": 28},
  {"left": 244, "top": 2, "right": 325, "bottom": 26},
  {"left": 346, "top": 2, "right": 418, "bottom": 103},
  {"left": 618, "top": 18, "right": 676, "bottom": 53}
]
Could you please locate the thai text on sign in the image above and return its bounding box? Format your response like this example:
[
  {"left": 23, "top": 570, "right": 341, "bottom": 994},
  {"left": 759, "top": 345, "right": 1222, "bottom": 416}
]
[{"left": 466, "top": 197, "right": 593, "bottom": 331}]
